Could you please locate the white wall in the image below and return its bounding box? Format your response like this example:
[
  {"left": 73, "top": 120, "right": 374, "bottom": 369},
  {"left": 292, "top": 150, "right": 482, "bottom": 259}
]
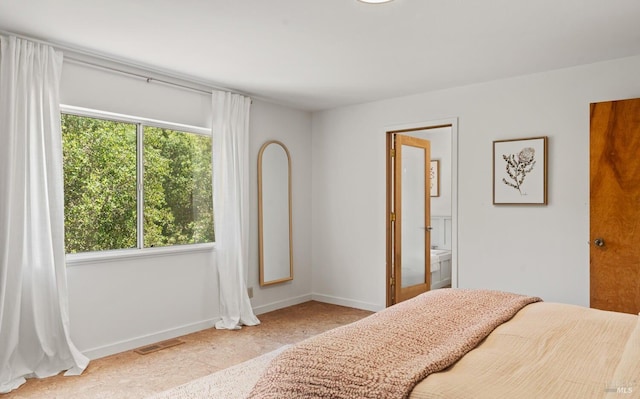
[
  {"left": 61, "top": 61, "right": 312, "bottom": 358},
  {"left": 248, "top": 101, "right": 313, "bottom": 314},
  {"left": 311, "top": 55, "right": 640, "bottom": 311},
  {"left": 66, "top": 251, "right": 218, "bottom": 359}
]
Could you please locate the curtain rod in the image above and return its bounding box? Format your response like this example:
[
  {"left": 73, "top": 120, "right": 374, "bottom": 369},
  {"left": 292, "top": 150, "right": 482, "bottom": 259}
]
[
  {"left": 0, "top": 30, "right": 253, "bottom": 99},
  {"left": 64, "top": 57, "right": 212, "bottom": 96}
]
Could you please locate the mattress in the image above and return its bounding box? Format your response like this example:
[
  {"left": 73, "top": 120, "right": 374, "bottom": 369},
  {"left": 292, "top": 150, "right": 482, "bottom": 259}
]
[{"left": 410, "top": 302, "right": 640, "bottom": 398}]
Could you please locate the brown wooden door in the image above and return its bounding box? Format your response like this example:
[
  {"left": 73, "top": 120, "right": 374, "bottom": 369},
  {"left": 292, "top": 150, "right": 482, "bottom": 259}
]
[
  {"left": 590, "top": 98, "right": 640, "bottom": 314},
  {"left": 393, "top": 135, "right": 431, "bottom": 304}
]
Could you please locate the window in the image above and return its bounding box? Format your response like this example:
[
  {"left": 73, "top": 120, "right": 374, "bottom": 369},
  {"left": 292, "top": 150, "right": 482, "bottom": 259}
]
[{"left": 61, "top": 111, "right": 213, "bottom": 255}]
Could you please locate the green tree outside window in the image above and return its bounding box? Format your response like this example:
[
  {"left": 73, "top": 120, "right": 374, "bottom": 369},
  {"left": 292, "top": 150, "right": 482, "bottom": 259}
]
[{"left": 62, "top": 113, "right": 214, "bottom": 254}]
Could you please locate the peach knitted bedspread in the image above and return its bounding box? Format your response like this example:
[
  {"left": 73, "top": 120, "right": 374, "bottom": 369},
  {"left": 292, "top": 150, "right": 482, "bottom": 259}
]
[{"left": 247, "top": 289, "right": 541, "bottom": 399}]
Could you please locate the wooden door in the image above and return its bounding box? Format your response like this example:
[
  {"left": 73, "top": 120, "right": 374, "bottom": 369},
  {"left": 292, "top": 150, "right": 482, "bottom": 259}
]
[
  {"left": 393, "top": 135, "right": 431, "bottom": 304},
  {"left": 590, "top": 98, "right": 640, "bottom": 314}
]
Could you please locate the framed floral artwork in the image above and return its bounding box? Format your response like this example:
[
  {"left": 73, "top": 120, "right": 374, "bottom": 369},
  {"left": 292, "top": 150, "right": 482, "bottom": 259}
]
[
  {"left": 430, "top": 160, "right": 439, "bottom": 197},
  {"left": 493, "top": 136, "right": 547, "bottom": 205}
]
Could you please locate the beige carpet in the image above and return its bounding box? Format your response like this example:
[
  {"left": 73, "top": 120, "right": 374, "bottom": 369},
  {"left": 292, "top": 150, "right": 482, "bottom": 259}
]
[{"left": 146, "top": 346, "right": 289, "bottom": 399}]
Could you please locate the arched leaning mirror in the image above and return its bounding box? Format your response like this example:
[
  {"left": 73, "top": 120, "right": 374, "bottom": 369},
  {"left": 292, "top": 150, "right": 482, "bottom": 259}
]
[{"left": 258, "top": 140, "right": 293, "bottom": 286}]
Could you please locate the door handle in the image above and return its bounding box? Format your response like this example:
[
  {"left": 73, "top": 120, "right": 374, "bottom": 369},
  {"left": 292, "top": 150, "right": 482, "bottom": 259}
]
[
  {"left": 594, "top": 238, "right": 605, "bottom": 247},
  {"left": 425, "top": 226, "right": 433, "bottom": 231}
]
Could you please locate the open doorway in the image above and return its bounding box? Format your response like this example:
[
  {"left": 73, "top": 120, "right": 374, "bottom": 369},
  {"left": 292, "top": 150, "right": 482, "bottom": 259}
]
[{"left": 386, "top": 120, "right": 457, "bottom": 307}]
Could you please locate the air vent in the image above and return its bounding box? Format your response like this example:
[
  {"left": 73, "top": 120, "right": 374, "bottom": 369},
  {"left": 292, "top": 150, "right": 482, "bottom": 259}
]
[{"left": 134, "top": 338, "right": 184, "bottom": 355}]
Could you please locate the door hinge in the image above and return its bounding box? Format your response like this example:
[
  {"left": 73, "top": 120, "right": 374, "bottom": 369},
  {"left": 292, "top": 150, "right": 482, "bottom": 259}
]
[
  {"left": 390, "top": 277, "right": 395, "bottom": 286},
  {"left": 390, "top": 212, "right": 396, "bottom": 222},
  {"left": 390, "top": 148, "right": 396, "bottom": 157}
]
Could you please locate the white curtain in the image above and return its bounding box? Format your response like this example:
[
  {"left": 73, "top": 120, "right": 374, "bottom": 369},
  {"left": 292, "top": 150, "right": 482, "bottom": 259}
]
[
  {"left": 0, "top": 36, "right": 89, "bottom": 393},
  {"left": 212, "top": 90, "right": 260, "bottom": 330}
]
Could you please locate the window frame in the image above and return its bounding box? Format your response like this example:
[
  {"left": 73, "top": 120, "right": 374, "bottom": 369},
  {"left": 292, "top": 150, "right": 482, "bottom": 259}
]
[{"left": 61, "top": 105, "right": 214, "bottom": 265}]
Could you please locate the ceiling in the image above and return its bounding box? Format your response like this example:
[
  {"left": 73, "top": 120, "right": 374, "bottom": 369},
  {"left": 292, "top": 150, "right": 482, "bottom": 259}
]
[{"left": 1, "top": 0, "right": 639, "bottom": 111}]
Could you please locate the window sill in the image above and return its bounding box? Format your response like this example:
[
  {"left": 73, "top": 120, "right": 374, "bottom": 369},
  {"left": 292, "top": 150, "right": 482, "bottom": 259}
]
[{"left": 65, "top": 243, "right": 215, "bottom": 266}]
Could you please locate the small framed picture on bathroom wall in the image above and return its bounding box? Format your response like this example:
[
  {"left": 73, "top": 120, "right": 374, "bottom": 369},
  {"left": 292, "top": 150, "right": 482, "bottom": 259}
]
[
  {"left": 430, "top": 160, "right": 440, "bottom": 197},
  {"left": 493, "top": 136, "right": 547, "bottom": 205}
]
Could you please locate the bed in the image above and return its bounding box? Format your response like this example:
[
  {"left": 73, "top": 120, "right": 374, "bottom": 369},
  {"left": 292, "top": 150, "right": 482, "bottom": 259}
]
[{"left": 247, "top": 289, "right": 640, "bottom": 398}]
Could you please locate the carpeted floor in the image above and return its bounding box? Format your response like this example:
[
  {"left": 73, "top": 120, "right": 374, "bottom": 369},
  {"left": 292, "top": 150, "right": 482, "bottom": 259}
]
[
  {"left": 146, "top": 345, "right": 289, "bottom": 399},
  {"left": 3, "top": 301, "right": 372, "bottom": 399}
]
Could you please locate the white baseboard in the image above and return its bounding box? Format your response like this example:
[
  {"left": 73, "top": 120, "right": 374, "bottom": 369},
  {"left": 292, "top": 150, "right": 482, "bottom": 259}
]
[
  {"left": 81, "top": 293, "right": 379, "bottom": 360},
  {"left": 311, "top": 293, "right": 384, "bottom": 312},
  {"left": 252, "top": 294, "right": 313, "bottom": 315},
  {"left": 81, "top": 295, "right": 312, "bottom": 360},
  {"left": 81, "top": 318, "right": 218, "bottom": 360}
]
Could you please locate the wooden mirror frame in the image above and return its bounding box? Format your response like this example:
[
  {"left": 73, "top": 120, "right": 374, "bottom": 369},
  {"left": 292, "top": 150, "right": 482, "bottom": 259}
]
[{"left": 258, "top": 140, "right": 293, "bottom": 286}]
